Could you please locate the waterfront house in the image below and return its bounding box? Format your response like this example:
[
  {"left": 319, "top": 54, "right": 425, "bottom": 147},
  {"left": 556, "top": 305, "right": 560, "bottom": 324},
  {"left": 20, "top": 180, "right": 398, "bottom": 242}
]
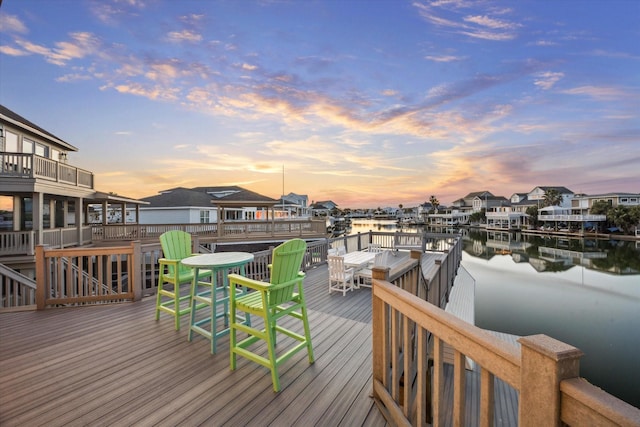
[
  {"left": 279, "top": 192, "right": 311, "bottom": 218},
  {"left": 310, "top": 200, "right": 337, "bottom": 216},
  {"left": 139, "top": 186, "right": 279, "bottom": 224},
  {"left": 527, "top": 185, "right": 574, "bottom": 208},
  {"left": 0, "top": 105, "right": 145, "bottom": 275},
  {"left": 572, "top": 192, "right": 640, "bottom": 213}
]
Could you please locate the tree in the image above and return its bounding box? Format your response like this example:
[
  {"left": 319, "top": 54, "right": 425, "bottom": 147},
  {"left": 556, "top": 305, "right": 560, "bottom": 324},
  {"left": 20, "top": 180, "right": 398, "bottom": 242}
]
[
  {"left": 469, "top": 210, "right": 486, "bottom": 224},
  {"left": 526, "top": 205, "right": 540, "bottom": 228},
  {"left": 610, "top": 205, "right": 639, "bottom": 234},
  {"left": 542, "top": 188, "right": 562, "bottom": 207},
  {"left": 429, "top": 195, "right": 440, "bottom": 213},
  {"left": 590, "top": 200, "right": 611, "bottom": 215}
]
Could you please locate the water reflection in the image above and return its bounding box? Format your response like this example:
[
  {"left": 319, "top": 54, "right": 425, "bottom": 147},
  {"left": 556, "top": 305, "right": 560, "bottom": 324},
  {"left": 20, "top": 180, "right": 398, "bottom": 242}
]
[{"left": 463, "top": 231, "right": 640, "bottom": 408}]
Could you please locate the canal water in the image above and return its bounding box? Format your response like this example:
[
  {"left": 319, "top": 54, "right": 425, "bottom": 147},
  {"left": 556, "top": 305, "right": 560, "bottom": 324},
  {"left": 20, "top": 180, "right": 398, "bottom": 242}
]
[{"left": 348, "top": 220, "right": 640, "bottom": 408}]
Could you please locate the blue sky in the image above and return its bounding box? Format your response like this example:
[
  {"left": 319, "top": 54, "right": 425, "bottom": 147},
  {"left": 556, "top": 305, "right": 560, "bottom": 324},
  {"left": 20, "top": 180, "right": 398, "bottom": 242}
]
[{"left": 1, "top": 0, "right": 638, "bottom": 208}]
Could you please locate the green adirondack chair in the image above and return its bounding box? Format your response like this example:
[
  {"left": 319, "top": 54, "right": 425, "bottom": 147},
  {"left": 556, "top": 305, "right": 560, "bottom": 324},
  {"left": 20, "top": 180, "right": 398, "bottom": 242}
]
[
  {"left": 155, "top": 230, "right": 211, "bottom": 330},
  {"left": 228, "top": 238, "right": 314, "bottom": 392}
]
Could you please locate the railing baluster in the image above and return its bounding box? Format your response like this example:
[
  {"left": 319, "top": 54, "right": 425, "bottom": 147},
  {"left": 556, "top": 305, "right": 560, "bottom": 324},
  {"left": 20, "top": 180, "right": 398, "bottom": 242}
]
[{"left": 480, "top": 367, "right": 494, "bottom": 427}]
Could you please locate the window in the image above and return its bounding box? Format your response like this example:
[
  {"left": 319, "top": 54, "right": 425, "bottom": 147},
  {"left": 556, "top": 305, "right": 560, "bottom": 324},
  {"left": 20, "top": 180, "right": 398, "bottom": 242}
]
[
  {"left": 35, "top": 142, "right": 49, "bottom": 158},
  {"left": 200, "top": 210, "right": 210, "bottom": 223},
  {"left": 23, "top": 138, "right": 33, "bottom": 154},
  {"left": 4, "top": 131, "right": 18, "bottom": 152}
]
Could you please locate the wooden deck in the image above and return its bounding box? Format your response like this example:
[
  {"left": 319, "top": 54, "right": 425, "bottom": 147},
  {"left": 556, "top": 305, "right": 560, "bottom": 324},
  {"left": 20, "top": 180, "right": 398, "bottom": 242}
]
[{"left": 0, "top": 265, "right": 387, "bottom": 427}]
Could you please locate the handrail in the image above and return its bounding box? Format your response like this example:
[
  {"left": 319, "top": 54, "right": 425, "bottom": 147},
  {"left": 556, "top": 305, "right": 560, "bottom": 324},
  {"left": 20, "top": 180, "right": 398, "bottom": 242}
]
[
  {"left": 35, "top": 243, "right": 139, "bottom": 309},
  {"left": 371, "top": 261, "right": 640, "bottom": 426},
  {"left": 0, "top": 263, "right": 36, "bottom": 310}
]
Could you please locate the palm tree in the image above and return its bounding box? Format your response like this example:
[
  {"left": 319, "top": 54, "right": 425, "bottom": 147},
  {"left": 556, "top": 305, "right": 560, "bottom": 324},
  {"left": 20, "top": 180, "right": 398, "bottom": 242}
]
[
  {"left": 429, "top": 195, "right": 440, "bottom": 213},
  {"left": 542, "top": 189, "right": 562, "bottom": 207}
]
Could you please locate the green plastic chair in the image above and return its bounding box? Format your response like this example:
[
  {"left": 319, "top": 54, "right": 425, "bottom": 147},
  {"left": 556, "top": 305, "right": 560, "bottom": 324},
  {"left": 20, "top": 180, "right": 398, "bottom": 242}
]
[
  {"left": 155, "top": 230, "right": 211, "bottom": 330},
  {"left": 228, "top": 238, "right": 314, "bottom": 392}
]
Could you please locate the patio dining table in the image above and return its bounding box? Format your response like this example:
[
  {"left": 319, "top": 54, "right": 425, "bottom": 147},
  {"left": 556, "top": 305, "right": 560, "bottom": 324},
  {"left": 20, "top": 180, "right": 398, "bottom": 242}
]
[{"left": 342, "top": 251, "right": 377, "bottom": 270}]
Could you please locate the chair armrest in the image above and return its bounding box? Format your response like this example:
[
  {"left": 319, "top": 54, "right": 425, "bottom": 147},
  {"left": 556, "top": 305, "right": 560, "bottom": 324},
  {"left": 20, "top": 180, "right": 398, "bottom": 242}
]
[
  {"left": 228, "top": 272, "right": 305, "bottom": 292},
  {"left": 159, "top": 258, "right": 180, "bottom": 266},
  {"left": 228, "top": 273, "right": 271, "bottom": 291}
]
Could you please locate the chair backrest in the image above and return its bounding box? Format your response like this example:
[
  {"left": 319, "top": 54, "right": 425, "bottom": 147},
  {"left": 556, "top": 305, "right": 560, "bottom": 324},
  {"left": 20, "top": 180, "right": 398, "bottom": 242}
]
[
  {"left": 269, "top": 238, "right": 307, "bottom": 305},
  {"left": 328, "top": 255, "right": 348, "bottom": 281},
  {"left": 368, "top": 243, "right": 382, "bottom": 253},
  {"left": 159, "top": 230, "right": 193, "bottom": 276}
]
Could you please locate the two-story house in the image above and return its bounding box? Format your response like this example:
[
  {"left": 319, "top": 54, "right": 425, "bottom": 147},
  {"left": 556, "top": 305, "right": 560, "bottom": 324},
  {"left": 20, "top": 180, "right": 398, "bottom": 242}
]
[{"left": 0, "top": 104, "right": 144, "bottom": 275}]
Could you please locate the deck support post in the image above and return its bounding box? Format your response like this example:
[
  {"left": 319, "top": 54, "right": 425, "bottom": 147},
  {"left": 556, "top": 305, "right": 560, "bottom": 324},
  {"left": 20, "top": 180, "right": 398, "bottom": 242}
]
[{"left": 518, "top": 334, "right": 583, "bottom": 427}]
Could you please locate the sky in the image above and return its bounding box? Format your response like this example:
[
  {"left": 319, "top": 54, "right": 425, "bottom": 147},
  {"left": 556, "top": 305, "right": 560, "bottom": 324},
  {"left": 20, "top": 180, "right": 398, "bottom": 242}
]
[{"left": 1, "top": 0, "right": 639, "bottom": 208}]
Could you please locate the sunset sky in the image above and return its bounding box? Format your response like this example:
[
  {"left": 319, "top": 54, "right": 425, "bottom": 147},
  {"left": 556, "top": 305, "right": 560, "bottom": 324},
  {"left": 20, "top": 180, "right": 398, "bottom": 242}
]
[{"left": 1, "top": 0, "right": 638, "bottom": 208}]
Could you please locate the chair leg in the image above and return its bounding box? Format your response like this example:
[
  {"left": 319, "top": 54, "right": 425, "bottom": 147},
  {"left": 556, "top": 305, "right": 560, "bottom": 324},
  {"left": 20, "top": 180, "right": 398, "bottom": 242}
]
[
  {"left": 174, "top": 283, "right": 181, "bottom": 331},
  {"left": 155, "top": 280, "right": 162, "bottom": 321},
  {"left": 265, "top": 316, "right": 280, "bottom": 392},
  {"left": 230, "top": 298, "right": 238, "bottom": 371},
  {"left": 301, "top": 305, "right": 315, "bottom": 364}
]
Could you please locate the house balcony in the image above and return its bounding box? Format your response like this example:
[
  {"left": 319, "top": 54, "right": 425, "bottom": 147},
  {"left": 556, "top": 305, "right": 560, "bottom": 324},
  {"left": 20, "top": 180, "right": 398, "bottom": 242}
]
[
  {"left": 0, "top": 152, "right": 94, "bottom": 192},
  {"left": 537, "top": 214, "right": 607, "bottom": 222}
]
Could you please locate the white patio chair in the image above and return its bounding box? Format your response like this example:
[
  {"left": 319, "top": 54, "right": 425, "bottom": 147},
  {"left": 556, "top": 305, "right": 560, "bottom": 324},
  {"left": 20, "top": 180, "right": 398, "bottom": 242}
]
[
  {"left": 328, "top": 255, "right": 355, "bottom": 296},
  {"left": 357, "top": 251, "right": 389, "bottom": 287},
  {"left": 366, "top": 243, "right": 382, "bottom": 253}
]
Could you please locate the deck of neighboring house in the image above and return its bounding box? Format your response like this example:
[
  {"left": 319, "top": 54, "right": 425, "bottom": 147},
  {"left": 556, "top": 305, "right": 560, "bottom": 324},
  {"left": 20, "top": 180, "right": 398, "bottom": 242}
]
[{"left": 0, "top": 263, "right": 387, "bottom": 427}]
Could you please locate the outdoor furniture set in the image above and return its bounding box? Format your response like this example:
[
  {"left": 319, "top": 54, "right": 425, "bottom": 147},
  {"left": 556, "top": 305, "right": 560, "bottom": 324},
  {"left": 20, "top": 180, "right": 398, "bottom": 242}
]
[
  {"left": 328, "top": 243, "right": 389, "bottom": 295},
  {"left": 154, "top": 231, "right": 314, "bottom": 392}
]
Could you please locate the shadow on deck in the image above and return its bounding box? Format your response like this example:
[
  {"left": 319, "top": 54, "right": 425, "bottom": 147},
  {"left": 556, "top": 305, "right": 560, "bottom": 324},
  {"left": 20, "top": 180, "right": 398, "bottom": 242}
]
[{"left": 0, "top": 265, "right": 387, "bottom": 427}]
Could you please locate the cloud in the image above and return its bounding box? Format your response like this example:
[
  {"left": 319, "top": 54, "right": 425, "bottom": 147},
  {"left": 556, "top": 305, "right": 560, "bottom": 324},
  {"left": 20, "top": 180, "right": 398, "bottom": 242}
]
[
  {"left": 425, "top": 55, "right": 464, "bottom": 62},
  {"left": 463, "top": 15, "right": 519, "bottom": 30},
  {"left": 561, "top": 85, "right": 629, "bottom": 101},
  {"left": 0, "top": 13, "right": 28, "bottom": 34},
  {"left": 413, "top": 1, "right": 520, "bottom": 41},
  {"left": 0, "top": 45, "right": 29, "bottom": 56},
  {"left": 167, "top": 30, "right": 203, "bottom": 43},
  {"left": 534, "top": 71, "right": 564, "bottom": 90},
  {"left": 14, "top": 32, "right": 100, "bottom": 66}
]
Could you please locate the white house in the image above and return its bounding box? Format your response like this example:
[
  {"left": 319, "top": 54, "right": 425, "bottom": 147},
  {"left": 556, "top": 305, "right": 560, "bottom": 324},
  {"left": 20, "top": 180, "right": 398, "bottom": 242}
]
[{"left": 139, "top": 186, "right": 279, "bottom": 224}]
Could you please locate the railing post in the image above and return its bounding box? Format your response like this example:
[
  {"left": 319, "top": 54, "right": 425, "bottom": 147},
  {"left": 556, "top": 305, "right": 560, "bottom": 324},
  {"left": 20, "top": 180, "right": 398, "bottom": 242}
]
[
  {"left": 518, "top": 334, "right": 583, "bottom": 427},
  {"left": 131, "top": 241, "right": 142, "bottom": 301},
  {"left": 35, "top": 245, "right": 46, "bottom": 310}
]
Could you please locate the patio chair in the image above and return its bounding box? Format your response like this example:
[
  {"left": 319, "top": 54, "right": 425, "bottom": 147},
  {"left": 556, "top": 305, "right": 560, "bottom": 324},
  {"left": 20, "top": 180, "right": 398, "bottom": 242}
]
[
  {"left": 356, "top": 251, "right": 389, "bottom": 287},
  {"left": 155, "top": 230, "right": 212, "bottom": 330},
  {"left": 328, "top": 255, "right": 356, "bottom": 296},
  {"left": 227, "top": 238, "right": 314, "bottom": 392},
  {"left": 366, "top": 243, "right": 382, "bottom": 253}
]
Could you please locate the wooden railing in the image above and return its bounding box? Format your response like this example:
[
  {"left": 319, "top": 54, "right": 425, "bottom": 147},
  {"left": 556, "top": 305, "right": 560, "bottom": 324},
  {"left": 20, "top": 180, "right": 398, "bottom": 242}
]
[
  {"left": 0, "top": 152, "right": 93, "bottom": 188},
  {"left": 371, "top": 266, "right": 640, "bottom": 426},
  {"left": 90, "top": 219, "right": 326, "bottom": 242},
  {"left": 0, "top": 263, "right": 36, "bottom": 310},
  {"left": 0, "top": 231, "right": 35, "bottom": 255},
  {"left": 35, "top": 242, "right": 140, "bottom": 309}
]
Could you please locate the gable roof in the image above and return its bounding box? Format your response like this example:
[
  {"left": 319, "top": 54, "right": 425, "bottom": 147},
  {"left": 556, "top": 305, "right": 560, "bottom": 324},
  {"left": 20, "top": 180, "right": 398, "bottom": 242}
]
[
  {"left": 140, "top": 187, "right": 217, "bottom": 208},
  {"left": 141, "top": 186, "right": 278, "bottom": 208},
  {"left": 0, "top": 104, "right": 78, "bottom": 152},
  {"left": 463, "top": 191, "right": 493, "bottom": 199},
  {"left": 191, "top": 186, "right": 278, "bottom": 203},
  {"left": 533, "top": 186, "right": 573, "bottom": 194}
]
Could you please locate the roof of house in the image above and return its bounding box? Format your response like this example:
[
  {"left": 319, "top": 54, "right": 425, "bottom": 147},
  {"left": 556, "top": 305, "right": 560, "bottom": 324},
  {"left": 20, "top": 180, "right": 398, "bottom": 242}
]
[
  {"left": 0, "top": 104, "right": 78, "bottom": 152},
  {"left": 463, "top": 191, "right": 494, "bottom": 199},
  {"left": 533, "top": 186, "right": 573, "bottom": 194},
  {"left": 141, "top": 186, "right": 278, "bottom": 208}
]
